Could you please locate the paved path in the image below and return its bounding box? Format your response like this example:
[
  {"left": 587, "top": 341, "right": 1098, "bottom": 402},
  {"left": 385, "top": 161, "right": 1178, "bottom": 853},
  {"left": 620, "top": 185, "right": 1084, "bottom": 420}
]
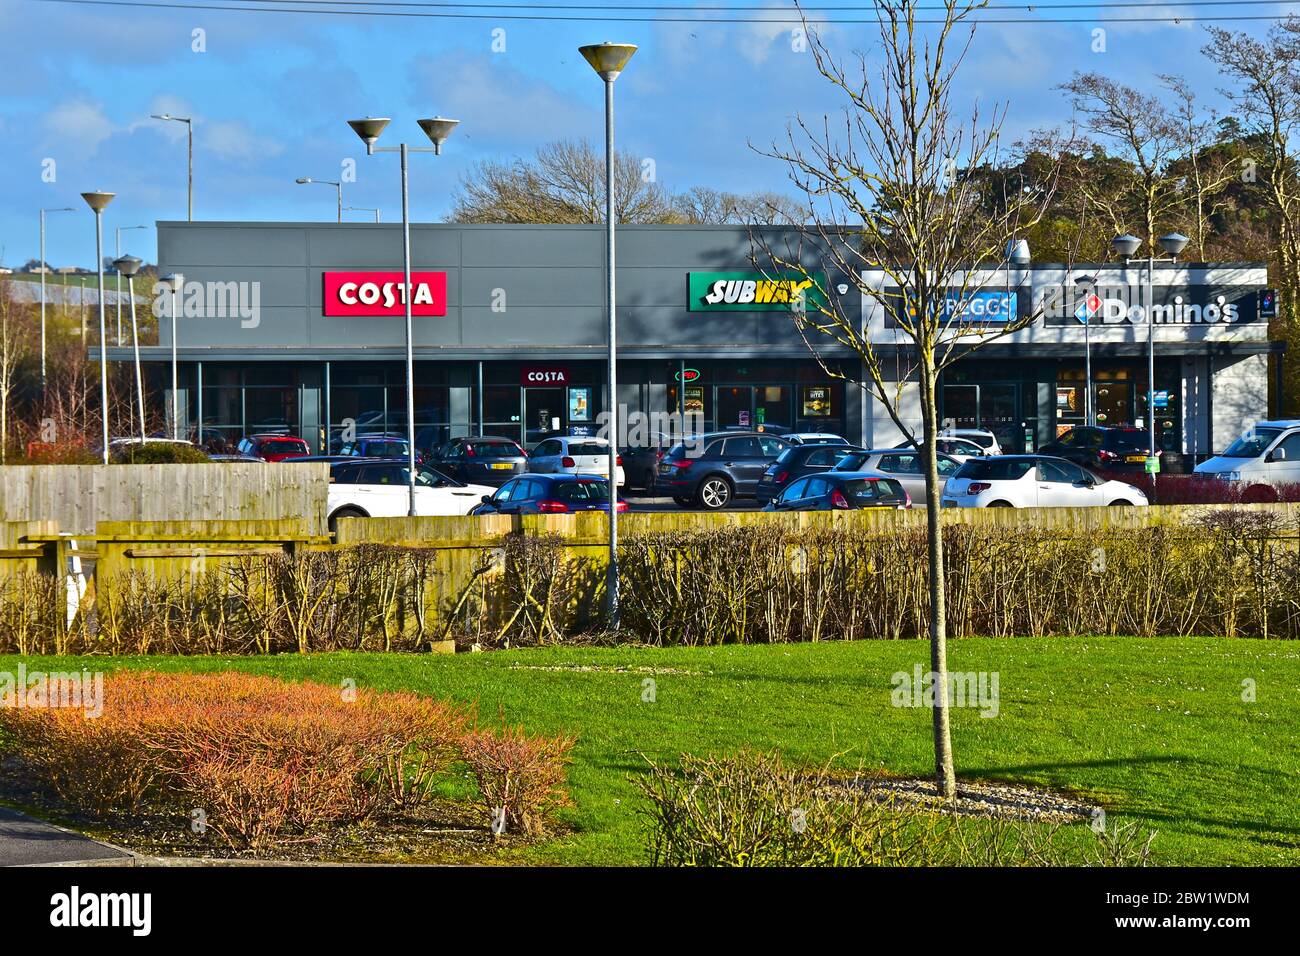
[{"left": 0, "top": 807, "right": 132, "bottom": 867}]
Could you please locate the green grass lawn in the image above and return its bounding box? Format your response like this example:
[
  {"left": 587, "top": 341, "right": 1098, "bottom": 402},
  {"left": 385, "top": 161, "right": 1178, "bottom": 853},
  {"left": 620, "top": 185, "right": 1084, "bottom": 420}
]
[{"left": 3, "top": 637, "right": 1298, "bottom": 866}]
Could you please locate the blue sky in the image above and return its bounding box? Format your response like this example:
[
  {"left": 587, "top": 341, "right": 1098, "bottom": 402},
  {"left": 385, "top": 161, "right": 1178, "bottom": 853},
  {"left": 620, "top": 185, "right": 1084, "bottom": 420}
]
[{"left": 0, "top": 1, "right": 1286, "bottom": 268}]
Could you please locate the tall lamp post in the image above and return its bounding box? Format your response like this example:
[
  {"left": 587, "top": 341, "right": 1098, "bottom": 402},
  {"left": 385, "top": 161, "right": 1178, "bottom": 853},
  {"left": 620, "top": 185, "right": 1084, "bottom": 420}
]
[
  {"left": 347, "top": 114, "right": 459, "bottom": 518},
  {"left": 159, "top": 273, "right": 185, "bottom": 439},
  {"left": 151, "top": 114, "right": 193, "bottom": 220},
  {"left": 295, "top": 177, "right": 343, "bottom": 223},
  {"left": 81, "top": 191, "right": 115, "bottom": 463},
  {"left": 38, "top": 206, "right": 75, "bottom": 390},
  {"left": 112, "top": 255, "right": 146, "bottom": 442},
  {"left": 115, "top": 225, "right": 147, "bottom": 345},
  {"left": 1112, "top": 231, "right": 1188, "bottom": 472},
  {"left": 345, "top": 206, "right": 381, "bottom": 223},
  {"left": 579, "top": 41, "right": 637, "bottom": 630},
  {"left": 1072, "top": 272, "right": 1097, "bottom": 426}
]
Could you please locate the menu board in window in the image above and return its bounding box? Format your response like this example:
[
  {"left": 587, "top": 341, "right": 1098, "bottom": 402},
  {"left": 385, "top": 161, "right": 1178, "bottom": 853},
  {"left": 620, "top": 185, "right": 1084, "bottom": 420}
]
[{"left": 802, "top": 386, "right": 832, "bottom": 418}]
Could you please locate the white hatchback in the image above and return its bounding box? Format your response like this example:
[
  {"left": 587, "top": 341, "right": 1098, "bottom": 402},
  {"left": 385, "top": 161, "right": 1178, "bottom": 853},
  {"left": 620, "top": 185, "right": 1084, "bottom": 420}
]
[
  {"left": 527, "top": 436, "right": 626, "bottom": 486},
  {"left": 942, "top": 455, "right": 1148, "bottom": 508},
  {"left": 326, "top": 460, "right": 494, "bottom": 530}
]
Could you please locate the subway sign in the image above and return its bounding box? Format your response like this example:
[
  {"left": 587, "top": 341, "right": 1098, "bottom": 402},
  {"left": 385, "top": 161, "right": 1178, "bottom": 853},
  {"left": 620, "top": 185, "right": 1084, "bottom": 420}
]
[
  {"left": 688, "top": 271, "right": 827, "bottom": 312},
  {"left": 323, "top": 271, "right": 448, "bottom": 317}
]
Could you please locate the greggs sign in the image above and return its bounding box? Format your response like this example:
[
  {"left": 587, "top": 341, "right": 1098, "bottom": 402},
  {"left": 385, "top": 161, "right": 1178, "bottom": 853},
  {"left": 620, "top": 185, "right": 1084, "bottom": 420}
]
[{"left": 323, "top": 271, "right": 448, "bottom": 317}]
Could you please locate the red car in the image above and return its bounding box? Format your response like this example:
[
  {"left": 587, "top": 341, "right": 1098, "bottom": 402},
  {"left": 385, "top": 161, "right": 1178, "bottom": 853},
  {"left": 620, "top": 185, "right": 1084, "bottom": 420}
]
[{"left": 238, "top": 434, "right": 310, "bottom": 462}]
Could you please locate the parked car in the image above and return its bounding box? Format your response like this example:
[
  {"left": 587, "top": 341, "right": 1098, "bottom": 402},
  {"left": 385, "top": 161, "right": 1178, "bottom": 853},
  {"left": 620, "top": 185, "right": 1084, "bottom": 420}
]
[
  {"left": 1193, "top": 419, "right": 1300, "bottom": 501},
  {"left": 527, "top": 436, "right": 626, "bottom": 486},
  {"left": 284, "top": 454, "right": 356, "bottom": 464},
  {"left": 338, "top": 434, "right": 411, "bottom": 460},
  {"left": 756, "top": 443, "right": 866, "bottom": 505},
  {"left": 946, "top": 428, "right": 1003, "bottom": 456},
  {"left": 762, "top": 471, "right": 910, "bottom": 511},
  {"left": 893, "top": 436, "right": 987, "bottom": 461},
  {"left": 208, "top": 452, "right": 264, "bottom": 463},
  {"left": 832, "top": 448, "right": 964, "bottom": 503},
  {"left": 325, "top": 459, "right": 494, "bottom": 531},
  {"left": 941, "top": 455, "right": 1148, "bottom": 508},
  {"left": 470, "top": 474, "right": 628, "bottom": 515},
  {"left": 425, "top": 436, "right": 530, "bottom": 487},
  {"left": 621, "top": 431, "right": 697, "bottom": 492},
  {"left": 237, "top": 434, "right": 310, "bottom": 462},
  {"left": 784, "top": 432, "right": 850, "bottom": 446},
  {"left": 1037, "top": 425, "right": 1156, "bottom": 472},
  {"left": 655, "top": 431, "right": 792, "bottom": 510}
]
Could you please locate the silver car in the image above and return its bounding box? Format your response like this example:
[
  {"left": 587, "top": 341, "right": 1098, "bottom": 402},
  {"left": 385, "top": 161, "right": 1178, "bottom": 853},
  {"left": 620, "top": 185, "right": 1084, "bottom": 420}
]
[{"left": 831, "top": 447, "right": 964, "bottom": 502}]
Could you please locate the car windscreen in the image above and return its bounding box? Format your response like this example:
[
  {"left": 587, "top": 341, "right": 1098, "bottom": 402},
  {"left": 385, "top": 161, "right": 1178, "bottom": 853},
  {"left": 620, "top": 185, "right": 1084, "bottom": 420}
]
[
  {"left": 266, "top": 438, "right": 307, "bottom": 449},
  {"left": 365, "top": 441, "right": 407, "bottom": 457},
  {"left": 569, "top": 442, "right": 608, "bottom": 457},
  {"left": 1222, "top": 428, "right": 1284, "bottom": 459},
  {"left": 841, "top": 477, "right": 907, "bottom": 501},
  {"left": 414, "top": 467, "right": 461, "bottom": 487},
  {"left": 551, "top": 479, "right": 611, "bottom": 501},
  {"left": 961, "top": 433, "right": 996, "bottom": 448},
  {"left": 955, "top": 459, "right": 1034, "bottom": 480},
  {"left": 468, "top": 441, "right": 523, "bottom": 458},
  {"left": 832, "top": 452, "right": 870, "bottom": 470},
  {"left": 775, "top": 448, "right": 800, "bottom": 465},
  {"left": 1101, "top": 430, "right": 1151, "bottom": 452}
]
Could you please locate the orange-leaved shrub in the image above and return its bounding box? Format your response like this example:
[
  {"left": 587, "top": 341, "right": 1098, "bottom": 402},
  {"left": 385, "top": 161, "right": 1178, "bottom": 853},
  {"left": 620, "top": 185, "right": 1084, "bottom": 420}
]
[
  {"left": 460, "top": 720, "right": 576, "bottom": 837},
  {"left": 0, "top": 671, "right": 467, "bottom": 846}
]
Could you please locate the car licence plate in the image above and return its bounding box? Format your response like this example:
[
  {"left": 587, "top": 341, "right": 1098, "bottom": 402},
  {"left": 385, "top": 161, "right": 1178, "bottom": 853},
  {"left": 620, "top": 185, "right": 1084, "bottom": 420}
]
[
  {"left": 491, "top": 462, "right": 513, "bottom": 470},
  {"left": 1125, "top": 455, "right": 1145, "bottom": 463}
]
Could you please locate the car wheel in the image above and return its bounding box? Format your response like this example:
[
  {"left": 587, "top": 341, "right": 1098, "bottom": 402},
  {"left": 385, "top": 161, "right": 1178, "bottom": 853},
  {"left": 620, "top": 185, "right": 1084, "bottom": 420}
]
[
  {"left": 696, "top": 476, "right": 733, "bottom": 510},
  {"left": 1242, "top": 484, "right": 1278, "bottom": 504},
  {"left": 641, "top": 468, "right": 657, "bottom": 491},
  {"left": 1108, "top": 499, "right": 1133, "bottom": 506},
  {"left": 986, "top": 500, "right": 1013, "bottom": 508},
  {"left": 328, "top": 506, "right": 367, "bottom": 534}
]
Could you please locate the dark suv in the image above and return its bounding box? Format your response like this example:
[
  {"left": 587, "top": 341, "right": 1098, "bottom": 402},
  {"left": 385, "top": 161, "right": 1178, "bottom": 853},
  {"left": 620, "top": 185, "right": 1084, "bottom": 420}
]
[
  {"left": 756, "top": 443, "right": 864, "bottom": 505},
  {"left": 1037, "top": 426, "right": 1156, "bottom": 471},
  {"left": 655, "top": 431, "right": 791, "bottom": 509},
  {"left": 425, "top": 436, "right": 529, "bottom": 487}
]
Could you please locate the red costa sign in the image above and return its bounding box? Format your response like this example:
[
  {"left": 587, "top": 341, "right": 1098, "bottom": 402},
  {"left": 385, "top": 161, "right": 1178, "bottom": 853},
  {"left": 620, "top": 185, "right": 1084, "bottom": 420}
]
[
  {"left": 521, "top": 367, "right": 569, "bottom": 386},
  {"left": 323, "top": 271, "right": 447, "bottom": 316}
]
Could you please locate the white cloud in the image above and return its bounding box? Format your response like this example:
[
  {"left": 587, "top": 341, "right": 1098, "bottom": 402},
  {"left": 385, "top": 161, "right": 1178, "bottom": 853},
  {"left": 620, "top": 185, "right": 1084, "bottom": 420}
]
[
  {"left": 42, "top": 98, "right": 115, "bottom": 155},
  {"left": 200, "top": 119, "right": 286, "bottom": 162}
]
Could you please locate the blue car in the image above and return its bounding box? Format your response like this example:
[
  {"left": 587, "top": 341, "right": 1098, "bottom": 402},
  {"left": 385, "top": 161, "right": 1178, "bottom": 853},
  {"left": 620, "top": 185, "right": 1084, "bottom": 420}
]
[{"left": 471, "top": 473, "right": 629, "bottom": 515}]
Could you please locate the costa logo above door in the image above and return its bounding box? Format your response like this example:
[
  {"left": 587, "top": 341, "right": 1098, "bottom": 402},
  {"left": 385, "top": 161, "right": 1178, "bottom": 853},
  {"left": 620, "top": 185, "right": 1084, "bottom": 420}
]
[
  {"left": 323, "top": 271, "right": 448, "bottom": 316},
  {"left": 522, "top": 366, "right": 569, "bottom": 385}
]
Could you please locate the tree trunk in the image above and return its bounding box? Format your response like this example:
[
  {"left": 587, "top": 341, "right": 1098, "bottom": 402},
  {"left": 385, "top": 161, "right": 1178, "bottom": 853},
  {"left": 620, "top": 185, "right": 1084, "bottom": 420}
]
[{"left": 919, "top": 358, "right": 956, "bottom": 798}]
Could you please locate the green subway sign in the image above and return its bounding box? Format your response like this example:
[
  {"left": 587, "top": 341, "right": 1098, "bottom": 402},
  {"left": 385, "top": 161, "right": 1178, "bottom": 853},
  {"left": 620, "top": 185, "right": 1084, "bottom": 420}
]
[{"left": 688, "top": 271, "right": 827, "bottom": 312}]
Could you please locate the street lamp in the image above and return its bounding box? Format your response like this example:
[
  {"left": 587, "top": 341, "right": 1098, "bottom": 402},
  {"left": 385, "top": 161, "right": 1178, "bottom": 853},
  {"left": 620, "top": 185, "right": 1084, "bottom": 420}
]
[
  {"left": 115, "top": 225, "right": 147, "bottom": 345},
  {"left": 81, "top": 190, "right": 115, "bottom": 464},
  {"left": 159, "top": 273, "right": 185, "bottom": 439},
  {"left": 1113, "top": 231, "right": 1188, "bottom": 470},
  {"left": 579, "top": 40, "right": 637, "bottom": 630},
  {"left": 1072, "top": 273, "right": 1097, "bottom": 427},
  {"left": 151, "top": 114, "right": 193, "bottom": 220},
  {"left": 345, "top": 206, "right": 381, "bottom": 223},
  {"left": 295, "top": 177, "right": 343, "bottom": 223},
  {"left": 38, "top": 206, "right": 75, "bottom": 391},
  {"left": 347, "top": 114, "right": 459, "bottom": 518},
  {"left": 112, "top": 255, "right": 146, "bottom": 442}
]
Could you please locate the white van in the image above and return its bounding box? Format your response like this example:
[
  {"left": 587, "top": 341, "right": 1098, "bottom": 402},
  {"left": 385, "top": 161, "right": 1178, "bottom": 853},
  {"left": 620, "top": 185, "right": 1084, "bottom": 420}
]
[{"left": 1194, "top": 420, "right": 1300, "bottom": 500}]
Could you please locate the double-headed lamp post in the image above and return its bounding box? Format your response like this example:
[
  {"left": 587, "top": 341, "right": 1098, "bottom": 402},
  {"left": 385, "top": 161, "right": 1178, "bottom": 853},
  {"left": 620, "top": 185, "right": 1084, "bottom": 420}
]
[
  {"left": 159, "top": 273, "right": 185, "bottom": 439},
  {"left": 112, "top": 255, "right": 146, "bottom": 442},
  {"left": 347, "top": 115, "right": 459, "bottom": 518},
  {"left": 115, "top": 225, "right": 147, "bottom": 345},
  {"left": 346, "top": 206, "right": 381, "bottom": 223},
  {"left": 579, "top": 41, "right": 637, "bottom": 630},
  {"left": 1112, "top": 231, "right": 1189, "bottom": 468},
  {"left": 39, "top": 206, "right": 75, "bottom": 390},
  {"left": 151, "top": 114, "right": 193, "bottom": 220},
  {"left": 295, "top": 177, "right": 343, "bottom": 223},
  {"left": 81, "top": 191, "right": 115, "bottom": 463}
]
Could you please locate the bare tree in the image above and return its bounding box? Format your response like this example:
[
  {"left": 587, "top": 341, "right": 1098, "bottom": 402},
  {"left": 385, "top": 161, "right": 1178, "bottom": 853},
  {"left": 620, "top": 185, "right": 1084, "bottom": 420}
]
[
  {"left": 1059, "top": 72, "right": 1184, "bottom": 247},
  {"left": 673, "top": 186, "right": 804, "bottom": 225},
  {"left": 755, "top": 0, "right": 1063, "bottom": 798},
  {"left": 1160, "top": 74, "right": 1239, "bottom": 260},
  {"left": 1205, "top": 20, "right": 1300, "bottom": 411},
  {"left": 0, "top": 285, "right": 23, "bottom": 463}
]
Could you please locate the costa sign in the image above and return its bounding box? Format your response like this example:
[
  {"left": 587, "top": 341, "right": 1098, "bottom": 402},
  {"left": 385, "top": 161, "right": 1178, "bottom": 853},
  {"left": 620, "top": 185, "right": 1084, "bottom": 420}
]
[
  {"left": 323, "top": 271, "right": 447, "bottom": 316},
  {"left": 522, "top": 366, "right": 569, "bottom": 385}
]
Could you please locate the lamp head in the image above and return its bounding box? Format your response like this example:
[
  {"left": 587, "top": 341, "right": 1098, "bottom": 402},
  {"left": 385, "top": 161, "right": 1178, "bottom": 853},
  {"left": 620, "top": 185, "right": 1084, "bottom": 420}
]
[
  {"left": 1111, "top": 233, "right": 1142, "bottom": 259},
  {"left": 1005, "top": 238, "right": 1031, "bottom": 265},
  {"left": 295, "top": 177, "right": 312, "bottom": 184},
  {"left": 579, "top": 42, "right": 638, "bottom": 80},
  {"left": 160, "top": 272, "right": 184, "bottom": 292},
  {"left": 80, "top": 191, "right": 115, "bottom": 213},
  {"left": 417, "top": 117, "right": 459, "bottom": 154},
  {"left": 112, "top": 255, "right": 143, "bottom": 277},
  {"left": 1159, "top": 232, "right": 1189, "bottom": 257},
  {"left": 347, "top": 117, "right": 391, "bottom": 149}
]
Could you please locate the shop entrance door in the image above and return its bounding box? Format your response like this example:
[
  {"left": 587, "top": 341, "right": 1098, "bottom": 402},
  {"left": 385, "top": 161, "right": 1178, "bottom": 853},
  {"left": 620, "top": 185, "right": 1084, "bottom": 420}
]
[
  {"left": 524, "top": 388, "right": 565, "bottom": 449},
  {"left": 715, "top": 385, "right": 791, "bottom": 432},
  {"left": 941, "top": 383, "right": 1025, "bottom": 453}
]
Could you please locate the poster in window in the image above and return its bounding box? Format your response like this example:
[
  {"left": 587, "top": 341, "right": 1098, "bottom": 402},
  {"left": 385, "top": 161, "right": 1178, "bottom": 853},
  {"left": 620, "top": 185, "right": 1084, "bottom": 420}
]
[
  {"left": 568, "top": 387, "right": 591, "bottom": 422},
  {"left": 802, "top": 386, "right": 832, "bottom": 418},
  {"left": 684, "top": 385, "right": 704, "bottom": 415}
]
